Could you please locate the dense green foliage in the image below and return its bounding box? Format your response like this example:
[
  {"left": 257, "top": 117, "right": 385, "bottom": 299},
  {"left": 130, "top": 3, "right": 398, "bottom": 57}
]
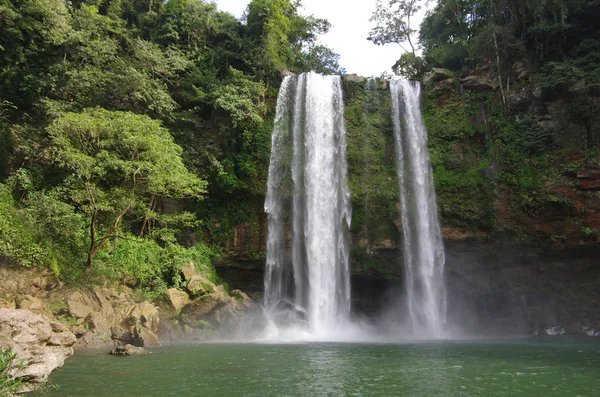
[
  {"left": 344, "top": 78, "right": 400, "bottom": 276},
  {"left": 0, "top": 348, "right": 22, "bottom": 395},
  {"left": 0, "top": 0, "right": 340, "bottom": 288},
  {"left": 424, "top": 89, "right": 496, "bottom": 229}
]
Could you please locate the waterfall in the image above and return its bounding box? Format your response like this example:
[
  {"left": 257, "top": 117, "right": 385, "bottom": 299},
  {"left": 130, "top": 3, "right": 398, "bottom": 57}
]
[
  {"left": 264, "top": 72, "right": 352, "bottom": 334},
  {"left": 390, "top": 79, "right": 447, "bottom": 337}
]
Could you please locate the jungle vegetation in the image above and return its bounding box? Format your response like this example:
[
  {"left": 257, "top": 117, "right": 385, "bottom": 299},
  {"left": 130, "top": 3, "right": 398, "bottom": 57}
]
[{"left": 0, "top": 0, "right": 342, "bottom": 288}]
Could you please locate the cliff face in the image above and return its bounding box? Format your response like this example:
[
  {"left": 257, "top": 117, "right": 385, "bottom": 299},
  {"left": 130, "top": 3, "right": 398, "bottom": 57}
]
[
  {"left": 216, "top": 72, "right": 600, "bottom": 334},
  {"left": 423, "top": 65, "right": 600, "bottom": 246}
]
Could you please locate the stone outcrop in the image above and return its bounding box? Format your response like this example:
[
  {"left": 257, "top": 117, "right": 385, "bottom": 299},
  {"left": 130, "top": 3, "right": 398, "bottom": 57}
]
[
  {"left": 0, "top": 309, "right": 76, "bottom": 393},
  {"left": 186, "top": 274, "right": 216, "bottom": 297},
  {"left": 0, "top": 264, "right": 262, "bottom": 348},
  {"left": 165, "top": 288, "right": 190, "bottom": 314},
  {"left": 460, "top": 75, "right": 498, "bottom": 91},
  {"left": 168, "top": 274, "right": 260, "bottom": 340},
  {"left": 577, "top": 166, "right": 600, "bottom": 190},
  {"left": 0, "top": 267, "right": 168, "bottom": 349},
  {"left": 17, "top": 295, "right": 44, "bottom": 313},
  {"left": 423, "top": 68, "right": 453, "bottom": 86}
]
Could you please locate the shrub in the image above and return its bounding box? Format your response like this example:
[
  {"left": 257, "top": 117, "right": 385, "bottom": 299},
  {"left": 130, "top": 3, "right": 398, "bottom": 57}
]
[{"left": 0, "top": 349, "right": 22, "bottom": 395}]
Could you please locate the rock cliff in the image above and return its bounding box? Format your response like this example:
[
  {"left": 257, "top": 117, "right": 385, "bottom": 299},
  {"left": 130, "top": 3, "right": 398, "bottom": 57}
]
[
  {"left": 213, "top": 71, "right": 600, "bottom": 334},
  {"left": 0, "top": 309, "right": 76, "bottom": 393}
]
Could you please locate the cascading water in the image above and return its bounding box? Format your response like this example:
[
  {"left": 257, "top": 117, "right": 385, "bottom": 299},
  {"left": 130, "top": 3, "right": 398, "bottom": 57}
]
[
  {"left": 264, "top": 72, "right": 352, "bottom": 336},
  {"left": 390, "top": 79, "right": 447, "bottom": 338}
]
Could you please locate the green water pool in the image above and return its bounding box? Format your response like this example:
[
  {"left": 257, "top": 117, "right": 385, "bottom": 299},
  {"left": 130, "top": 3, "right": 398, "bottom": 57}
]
[{"left": 42, "top": 338, "right": 600, "bottom": 396}]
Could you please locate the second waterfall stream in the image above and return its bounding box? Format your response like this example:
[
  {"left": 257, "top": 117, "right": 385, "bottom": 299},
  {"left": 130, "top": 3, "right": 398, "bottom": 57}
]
[{"left": 391, "top": 79, "right": 447, "bottom": 338}]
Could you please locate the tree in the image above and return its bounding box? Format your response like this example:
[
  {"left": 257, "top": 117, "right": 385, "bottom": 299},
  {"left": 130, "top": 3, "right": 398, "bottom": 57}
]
[
  {"left": 244, "top": 0, "right": 342, "bottom": 76},
  {"left": 48, "top": 108, "right": 206, "bottom": 284},
  {"left": 368, "top": 0, "right": 422, "bottom": 56}
]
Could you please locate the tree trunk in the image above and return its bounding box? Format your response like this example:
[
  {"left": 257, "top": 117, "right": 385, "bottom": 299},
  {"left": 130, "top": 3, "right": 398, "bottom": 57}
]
[
  {"left": 82, "top": 210, "right": 97, "bottom": 287},
  {"left": 492, "top": 30, "right": 507, "bottom": 105},
  {"left": 586, "top": 122, "right": 594, "bottom": 149}
]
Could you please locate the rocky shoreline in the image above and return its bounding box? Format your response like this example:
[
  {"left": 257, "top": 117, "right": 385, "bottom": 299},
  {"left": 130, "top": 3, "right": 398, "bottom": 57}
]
[{"left": 0, "top": 263, "right": 261, "bottom": 393}]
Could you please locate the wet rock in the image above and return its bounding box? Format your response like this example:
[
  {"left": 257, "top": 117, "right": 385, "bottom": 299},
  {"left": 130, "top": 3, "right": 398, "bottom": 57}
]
[
  {"left": 110, "top": 344, "right": 149, "bottom": 356},
  {"left": 155, "top": 320, "right": 175, "bottom": 341},
  {"left": 0, "top": 309, "right": 76, "bottom": 393}
]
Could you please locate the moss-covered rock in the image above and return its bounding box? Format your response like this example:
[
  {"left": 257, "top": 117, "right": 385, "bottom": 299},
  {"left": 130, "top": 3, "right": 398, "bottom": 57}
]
[{"left": 343, "top": 77, "right": 402, "bottom": 278}]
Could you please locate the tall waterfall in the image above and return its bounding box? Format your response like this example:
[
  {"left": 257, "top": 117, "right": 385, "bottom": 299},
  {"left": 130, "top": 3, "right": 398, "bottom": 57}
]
[
  {"left": 264, "top": 72, "right": 352, "bottom": 334},
  {"left": 390, "top": 79, "right": 447, "bottom": 337}
]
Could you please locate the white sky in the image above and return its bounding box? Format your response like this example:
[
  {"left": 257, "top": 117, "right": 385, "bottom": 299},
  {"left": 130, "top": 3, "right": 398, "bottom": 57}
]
[{"left": 212, "top": 0, "right": 418, "bottom": 77}]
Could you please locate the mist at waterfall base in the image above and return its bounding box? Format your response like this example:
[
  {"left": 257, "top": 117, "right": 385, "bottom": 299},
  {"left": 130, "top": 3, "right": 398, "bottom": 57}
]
[{"left": 254, "top": 72, "right": 454, "bottom": 342}]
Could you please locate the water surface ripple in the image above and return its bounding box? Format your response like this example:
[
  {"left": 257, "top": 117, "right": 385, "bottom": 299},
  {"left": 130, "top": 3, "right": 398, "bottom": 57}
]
[{"left": 43, "top": 338, "right": 600, "bottom": 396}]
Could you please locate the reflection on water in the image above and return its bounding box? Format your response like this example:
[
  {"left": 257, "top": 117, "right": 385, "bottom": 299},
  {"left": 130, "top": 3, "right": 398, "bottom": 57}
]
[
  {"left": 40, "top": 339, "right": 600, "bottom": 397},
  {"left": 302, "top": 347, "right": 353, "bottom": 396}
]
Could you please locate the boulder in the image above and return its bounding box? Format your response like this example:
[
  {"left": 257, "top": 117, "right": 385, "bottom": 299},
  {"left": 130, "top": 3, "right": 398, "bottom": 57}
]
[
  {"left": 67, "top": 299, "right": 93, "bottom": 319},
  {"left": 514, "top": 60, "right": 532, "bottom": 80},
  {"left": 431, "top": 78, "right": 455, "bottom": 93},
  {"left": 128, "top": 302, "right": 160, "bottom": 333},
  {"left": 181, "top": 285, "right": 230, "bottom": 320},
  {"left": 186, "top": 275, "right": 216, "bottom": 297},
  {"left": 0, "top": 299, "right": 15, "bottom": 309},
  {"left": 111, "top": 325, "right": 134, "bottom": 345},
  {"left": 423, "top": 68, "right": 453, "bottom": 86},
  {"left": 132, "top": 326, "right": 160, "bottom": 348},
  {"left": 230, "top": 290, "right": 254, "bottom": 311},
  {"left": 507, "top": 90, "right": 531, "bottom": 109},
  {"left": 460, "top": 75, "right": 498, "bottom": 92},
  {"left": 110, "top": 344, "right": 149, "bottom": 356},
  {"left": 0, "top": 309, "right": 76, "bottom": 393},
  {"left": 165, "top": 288, "right": 190, "bottom": 314},
  {"left": 181, "top": 261, "right": 196, "bottom": 281},
  {"left": 17, "top": 295, "right": 45, "bottom": 313},
  {"left": 91, "top": 287, "right": 115, "bottom": 315}
]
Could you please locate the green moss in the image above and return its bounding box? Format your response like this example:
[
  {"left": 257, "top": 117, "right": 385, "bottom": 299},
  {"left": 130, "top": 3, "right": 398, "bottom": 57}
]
[
  {"left": 423, "top": 88, "right": 496, "bottom": 230},
  {"left": 343, "top": 78, "right": 401, "bottom": 270}
]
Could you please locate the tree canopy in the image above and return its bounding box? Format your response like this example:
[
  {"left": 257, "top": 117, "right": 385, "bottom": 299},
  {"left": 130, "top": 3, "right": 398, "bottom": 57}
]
[{"left": 0, "top": 0, "right": 341, "bottom": 287}]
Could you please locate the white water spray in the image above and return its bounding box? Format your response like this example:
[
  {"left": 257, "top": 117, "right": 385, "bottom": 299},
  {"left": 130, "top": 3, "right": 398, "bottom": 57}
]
[
  {"left": 390, "top": 79, "right": 447, "bottom": 338},
  {"left": 264, "top": 72, "right": 352, "bottom": 337}
]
